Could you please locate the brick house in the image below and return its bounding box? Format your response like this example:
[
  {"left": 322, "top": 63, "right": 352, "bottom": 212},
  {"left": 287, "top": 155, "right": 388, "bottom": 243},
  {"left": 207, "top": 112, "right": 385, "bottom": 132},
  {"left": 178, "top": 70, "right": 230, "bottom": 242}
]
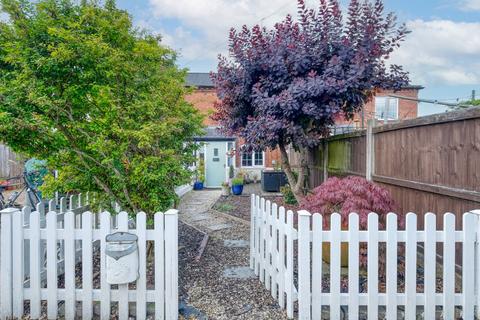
[{"left": 186, "top": 72, "right": 422, "bottom": 187}]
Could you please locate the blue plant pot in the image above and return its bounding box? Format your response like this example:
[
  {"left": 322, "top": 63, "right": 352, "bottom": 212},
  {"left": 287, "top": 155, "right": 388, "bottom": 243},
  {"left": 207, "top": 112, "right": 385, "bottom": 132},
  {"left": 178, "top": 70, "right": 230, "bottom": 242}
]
[
  {"left": 231, "top": 184, "right": 243, "bottom": 195},
  {"left": 193, "top": 181, "right": 204, "bottom": 190}
]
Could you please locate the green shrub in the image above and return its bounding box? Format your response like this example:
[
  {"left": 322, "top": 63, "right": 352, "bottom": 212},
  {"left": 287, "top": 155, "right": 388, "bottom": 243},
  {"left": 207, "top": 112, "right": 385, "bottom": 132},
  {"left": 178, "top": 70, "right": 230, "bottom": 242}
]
[
  {"left": 231, "top": 177, "right": 244, "bottom": 186},
  {"left": 280, "top": 185, "right": 297, "bottom": 205}
]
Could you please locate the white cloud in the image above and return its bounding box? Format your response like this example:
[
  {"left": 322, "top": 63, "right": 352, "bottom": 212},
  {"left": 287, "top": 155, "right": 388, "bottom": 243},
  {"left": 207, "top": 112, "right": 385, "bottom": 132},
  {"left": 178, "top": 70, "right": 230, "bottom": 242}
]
[
  {"left": 391, "top": 19, "right": 480, "bottom": 86},
  {"left": 148, "top": 0, "right": 318, "bottom": 67},
  {"left": 461, "top": 0, "right": 480, "bottom": 11}
]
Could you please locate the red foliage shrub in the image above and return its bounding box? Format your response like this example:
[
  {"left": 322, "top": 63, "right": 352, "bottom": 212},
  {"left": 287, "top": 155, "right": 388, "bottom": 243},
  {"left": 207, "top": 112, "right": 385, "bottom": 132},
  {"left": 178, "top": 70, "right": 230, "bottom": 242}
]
[{"left": 301, "top": 176, "right": 402, "bottom": 230}]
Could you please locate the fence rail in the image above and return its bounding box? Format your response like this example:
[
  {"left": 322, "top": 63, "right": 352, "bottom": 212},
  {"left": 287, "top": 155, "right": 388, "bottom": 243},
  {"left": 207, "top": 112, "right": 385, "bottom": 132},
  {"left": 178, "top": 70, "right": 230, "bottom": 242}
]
[
  {"left": 0, "top": 202, "right": 178, "bottom": 319},
  {"left": 250, "top": 194, "right": 480, "bottom": 319}
]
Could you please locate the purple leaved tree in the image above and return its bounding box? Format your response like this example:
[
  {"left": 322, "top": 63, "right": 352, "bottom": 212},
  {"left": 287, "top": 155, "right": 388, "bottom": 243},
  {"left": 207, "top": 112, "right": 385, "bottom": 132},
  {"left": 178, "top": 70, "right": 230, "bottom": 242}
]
[{"left": 212, "top": 0, "right": 409, "bottom": 201}]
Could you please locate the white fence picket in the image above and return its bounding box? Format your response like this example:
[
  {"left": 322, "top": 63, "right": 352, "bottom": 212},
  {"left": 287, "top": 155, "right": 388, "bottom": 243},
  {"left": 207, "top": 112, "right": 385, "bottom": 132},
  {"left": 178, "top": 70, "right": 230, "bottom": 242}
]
[
  {"left": 424, "top": 213, "right": 436, "bottom": 319},
  {"left": 367, "top": 213, "right": 379, "bottom": 319},
  {"left": 443, "top": 213, "right": 456, "bottom": 320},
  {"left": 271, "top": 202, "right": 278, "bottom": 299},
  {"left": 330, "top": 213, "right": 341, "bottom": 320},
  {"left": 260, "top": 197, "right": 266, "bottom": 284},
  {"left": 47, "top": 211, "right": 58, "bottom": 318},
  {"left": 250, "top": 194, "right": 256, "bottom": 269},
  {"left": 154, "top": 212, "right": 165, "bottom": 320},
  {"left": 348, "top": 213, "right": 359, "bottom": 320},
  {"left": 1, "top": 208, "right": 14, "bottom": 318},
  {"left": 285, "top": 209, "right": 295, "bottom": 318},
  {"left": 12, "top": 208, "right": 24, "bottom": 318},
  {"left": 64, "top": 211, "right": 76, "bottom": 319},
  {"left": 405, "top": 212, "right": 417, "bottom": 319},
  {"left": 100, "top": 211, "right": 111, "bottom": 319},
  {"left": 462, "top": 213, "right": 476, "bottom": 319},
  {"left": 312, "top": 213, "right": 323, "bottom": 319},
  {"left": 298, "top": 210, "right": 311, "bottom": 320},
  {"left": 278, "top": 205, "right": 286, "bottom": 309},
  {"left": 265, "top": 200, "right": 272, "bottom": 291},
  {"left": 117, "top": 211, "right": 129, "bottom": 320},
  {"left": 386, "top": 213, "right": 397, "bottom": 320},
  {"left": 254, "top": 195, "right": 261, "bottom": 276},
  {"left": 136, "top": 212, "right": 147, "bottom": 319},
  {"left": 165, "top": 209, "right": 179, "bottom": 320},
  {"left": 30, "top": 210, "right": 41, "bottom": 318},
  {"left": 82, "top": 211, "right": 93, "bottom": 319}
]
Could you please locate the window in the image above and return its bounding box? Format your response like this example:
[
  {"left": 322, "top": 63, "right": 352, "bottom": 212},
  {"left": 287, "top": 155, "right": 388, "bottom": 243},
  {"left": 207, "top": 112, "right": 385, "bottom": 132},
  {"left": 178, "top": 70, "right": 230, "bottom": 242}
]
[
  {"left": 375, "top": 97, "right": 398, "bottom": 120},
  {"left": 241, "top": 149, "right": 264, "bottom": 167},
  {"left": 254, "top": 151, "right": 263, "bottom": 166},
  {"left": 241, "top": 152, "right": 252, "bottom": 167}
]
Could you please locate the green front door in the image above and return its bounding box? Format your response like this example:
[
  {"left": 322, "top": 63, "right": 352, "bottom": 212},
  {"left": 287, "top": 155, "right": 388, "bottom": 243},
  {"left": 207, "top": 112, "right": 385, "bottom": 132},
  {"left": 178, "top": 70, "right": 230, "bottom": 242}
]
[{"left": 205, "top": 141, "right": 227, "bottom": 188}]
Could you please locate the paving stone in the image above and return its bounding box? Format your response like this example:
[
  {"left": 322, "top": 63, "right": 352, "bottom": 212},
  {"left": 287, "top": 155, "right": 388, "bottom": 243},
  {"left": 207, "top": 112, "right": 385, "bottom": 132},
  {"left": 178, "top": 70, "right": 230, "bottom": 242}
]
[
  {"left": 208, "top": 223, "right": 232, "bottom": 231},
  {"left": 222, "top": 266, "right": 256, "bottom": 279},
  {"left": 190, "top": 214, "right": 210, "bottom": 221},
  {"left": 223, "top": 239, "right": 249, "bottom": 248}
]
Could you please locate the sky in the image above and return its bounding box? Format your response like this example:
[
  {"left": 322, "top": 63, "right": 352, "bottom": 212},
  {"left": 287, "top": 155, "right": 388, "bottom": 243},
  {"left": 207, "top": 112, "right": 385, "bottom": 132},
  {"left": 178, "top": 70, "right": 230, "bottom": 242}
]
[
  {"left": 118, "top": 0, "right": 480, "bottom": 116},
  {"left": 9, "top": 0, "right": 480, "bottom": 116}
]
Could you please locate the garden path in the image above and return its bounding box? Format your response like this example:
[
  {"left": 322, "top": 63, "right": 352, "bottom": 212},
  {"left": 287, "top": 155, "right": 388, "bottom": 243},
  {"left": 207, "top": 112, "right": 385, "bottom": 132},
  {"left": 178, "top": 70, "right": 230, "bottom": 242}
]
[{"left": 178, "top": 189, "right": 288, "bottom": 320}]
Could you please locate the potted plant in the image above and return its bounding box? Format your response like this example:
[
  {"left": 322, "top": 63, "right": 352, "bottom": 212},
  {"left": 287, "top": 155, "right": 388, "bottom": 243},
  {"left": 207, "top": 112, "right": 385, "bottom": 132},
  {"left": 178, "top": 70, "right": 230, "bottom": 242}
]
[
  {"left": 221, "top": 181, "right": 231, "bottom": 196},
  {"left": 193, "top": 158, "right": 205, "bottom": 190},
  {"left": 301, "top": 176, "right": 399, "bottom": 267},
  {"left": 231, "top": 177, "right": 244, "bottom": 195}
]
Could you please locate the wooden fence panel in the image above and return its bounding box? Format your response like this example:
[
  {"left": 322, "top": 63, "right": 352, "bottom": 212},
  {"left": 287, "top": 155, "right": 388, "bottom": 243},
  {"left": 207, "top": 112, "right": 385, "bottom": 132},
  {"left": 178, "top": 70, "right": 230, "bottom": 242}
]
[
  {"left": 0, "top": 144, "right": 23, "bottom": 179},
  {"left": 293, "top": 108, "right": 480, "bottom": 229}
]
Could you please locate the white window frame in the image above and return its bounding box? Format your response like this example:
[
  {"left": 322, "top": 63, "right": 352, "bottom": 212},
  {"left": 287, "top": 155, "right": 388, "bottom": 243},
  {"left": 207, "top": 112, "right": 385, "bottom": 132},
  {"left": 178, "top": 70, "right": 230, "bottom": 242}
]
[
  {"left": 241, "top": 148, "right": 265, "bottom": 168},
  {"left": 375, "top": 97, "right": 399, "bottom": 120}
]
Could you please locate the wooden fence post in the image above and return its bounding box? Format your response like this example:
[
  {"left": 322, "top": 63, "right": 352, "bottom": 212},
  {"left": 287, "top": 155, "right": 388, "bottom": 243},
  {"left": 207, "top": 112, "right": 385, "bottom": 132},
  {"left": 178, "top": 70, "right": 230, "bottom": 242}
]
[
  {"left": 0, "top": 207, "right": 18, "bottom": 318},
  {"left": 366, "top": 119, "right": 375, "bottom": 181},
  {"left": 322, "top": 141, "right": 328, "bottom": 183}
]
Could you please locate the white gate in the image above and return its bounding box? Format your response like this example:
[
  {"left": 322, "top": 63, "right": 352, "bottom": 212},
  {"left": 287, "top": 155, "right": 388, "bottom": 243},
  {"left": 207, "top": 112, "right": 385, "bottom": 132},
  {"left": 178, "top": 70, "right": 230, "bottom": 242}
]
[
  {"left": 250, "top": 194, "right": 480, "bottom": 319},
  {"left": 0, "top": 198, "right": 178, "bottom": 319}
]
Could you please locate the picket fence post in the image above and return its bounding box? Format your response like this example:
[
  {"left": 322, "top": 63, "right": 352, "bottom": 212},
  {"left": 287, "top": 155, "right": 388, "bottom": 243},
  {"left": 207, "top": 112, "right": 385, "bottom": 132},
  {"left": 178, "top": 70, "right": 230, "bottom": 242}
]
[
  {"left": 165, "top": 209, "right": 179, "bottom": 320},
  {"left": 0, "top": 208, "right": 17, "bottom": 319},
  {"left": 298, "top": 210, "right": 311, "bottom": 320},
  {"left": 472, "top": 210, "right": 480, "bottom": 319}
]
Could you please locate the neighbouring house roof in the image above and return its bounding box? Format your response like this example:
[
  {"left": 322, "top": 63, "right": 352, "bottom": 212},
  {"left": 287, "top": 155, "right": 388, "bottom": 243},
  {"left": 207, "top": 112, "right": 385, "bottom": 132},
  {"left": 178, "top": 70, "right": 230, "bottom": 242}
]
[
  {"left": 186, "top": 72, "right": 423, "bottom": 91},
  {"left": 194, "top": 126, "right": 235, "bottom": 142},
  {"left": 186, "top": 73, "right": 214, "bottom": 88}
]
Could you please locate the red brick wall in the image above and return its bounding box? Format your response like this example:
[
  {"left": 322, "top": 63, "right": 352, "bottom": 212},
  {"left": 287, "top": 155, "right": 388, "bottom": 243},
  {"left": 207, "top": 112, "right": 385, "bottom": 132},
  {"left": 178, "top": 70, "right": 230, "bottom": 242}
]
[{"left": 185, "top": 89, "right": 219, "bottom": 126}]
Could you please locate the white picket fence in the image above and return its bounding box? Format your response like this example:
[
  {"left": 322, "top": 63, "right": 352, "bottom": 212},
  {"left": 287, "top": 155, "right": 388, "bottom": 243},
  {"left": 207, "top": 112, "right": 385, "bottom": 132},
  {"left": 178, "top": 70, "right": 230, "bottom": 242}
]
[
  {"left": 250, "top": 194, "right": 480, "bottom": 319},
  {"left": 0, "top": 199, "right": 178, "bottom": 319}
]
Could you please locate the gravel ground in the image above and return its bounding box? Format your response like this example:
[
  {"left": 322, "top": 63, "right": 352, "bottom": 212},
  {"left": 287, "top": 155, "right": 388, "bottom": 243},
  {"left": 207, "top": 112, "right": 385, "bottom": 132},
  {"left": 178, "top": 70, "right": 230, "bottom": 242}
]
[{"left": 179, "top": 189, "right": 289, "bottom": 319}]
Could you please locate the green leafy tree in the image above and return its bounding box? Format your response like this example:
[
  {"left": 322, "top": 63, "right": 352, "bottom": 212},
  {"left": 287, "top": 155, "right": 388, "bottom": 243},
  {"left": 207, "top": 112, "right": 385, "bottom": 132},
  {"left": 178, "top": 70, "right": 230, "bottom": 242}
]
[{"left": 0, "top": 0, "right": 203, "bottom": 214}]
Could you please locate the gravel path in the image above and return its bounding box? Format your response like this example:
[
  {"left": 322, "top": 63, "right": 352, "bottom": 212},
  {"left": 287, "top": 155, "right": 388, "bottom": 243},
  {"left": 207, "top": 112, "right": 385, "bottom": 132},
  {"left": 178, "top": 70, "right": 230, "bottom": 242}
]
[{"left": 178, "top": 189, "right": 288, "bottom": 320}]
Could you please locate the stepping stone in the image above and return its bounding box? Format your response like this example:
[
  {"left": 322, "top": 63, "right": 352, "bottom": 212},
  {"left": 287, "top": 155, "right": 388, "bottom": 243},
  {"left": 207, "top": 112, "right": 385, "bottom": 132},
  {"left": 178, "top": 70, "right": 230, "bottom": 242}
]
[
  {"left": 190, "top": 214, "right": 210, "bottom": 221},
  {"left": 223, "top": 266, "right": 256, "bottom": 279},
  {"left": 223, "top": 239, "right": 249, "bottom": 248},
  {"left": 208, "top": 223, "right": 232, "bottom": 231},
  {"left": 179, "top": 299, "right": 208, "bottom": 320}
]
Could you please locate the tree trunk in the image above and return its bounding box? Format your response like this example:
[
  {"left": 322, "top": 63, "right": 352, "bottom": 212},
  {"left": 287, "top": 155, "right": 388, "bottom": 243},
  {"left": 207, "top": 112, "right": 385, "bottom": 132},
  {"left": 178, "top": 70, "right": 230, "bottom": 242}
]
[{"left": 278, "top": 143, "right": 309, "bottom": 203}]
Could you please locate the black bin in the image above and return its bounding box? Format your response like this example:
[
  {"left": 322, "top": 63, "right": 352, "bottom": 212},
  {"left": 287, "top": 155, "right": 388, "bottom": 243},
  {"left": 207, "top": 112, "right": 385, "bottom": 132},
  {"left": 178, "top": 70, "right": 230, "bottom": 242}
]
[{"left": 261, "top": 170, "right": 288, "bottom": 192}]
